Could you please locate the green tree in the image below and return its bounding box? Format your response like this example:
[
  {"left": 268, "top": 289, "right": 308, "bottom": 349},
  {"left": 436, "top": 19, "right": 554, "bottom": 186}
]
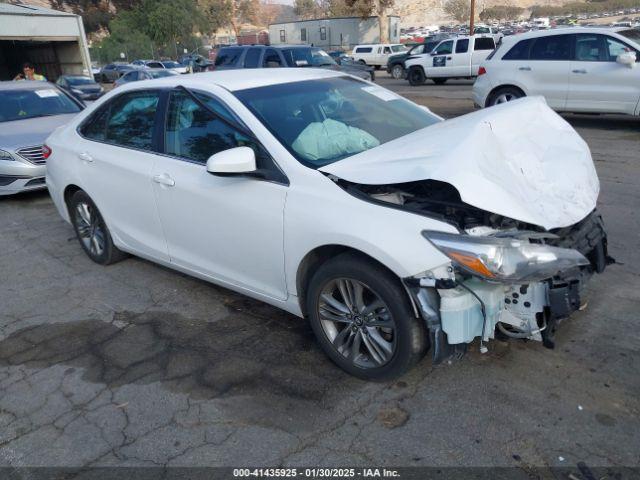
[{"left": 294, "top": 0, "right": 321, "bottom": 20}]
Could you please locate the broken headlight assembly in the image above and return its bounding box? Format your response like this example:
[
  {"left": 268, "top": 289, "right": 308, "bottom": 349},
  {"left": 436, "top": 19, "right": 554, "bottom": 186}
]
[{"left": 422, "top": 230, "right": 590, "bottom": 283}]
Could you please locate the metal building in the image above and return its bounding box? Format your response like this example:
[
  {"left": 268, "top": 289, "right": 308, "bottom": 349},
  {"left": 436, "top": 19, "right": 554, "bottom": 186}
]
[
  {"left": 268, "top": 16, "right": 401, "bottom": 51},
  {"left": 0, "top": 3, "right": 91, "bottom": 81}
]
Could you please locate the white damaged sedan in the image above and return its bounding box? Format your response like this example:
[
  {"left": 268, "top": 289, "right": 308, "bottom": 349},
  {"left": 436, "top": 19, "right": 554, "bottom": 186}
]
[{"left": 45, "top": 69, "right": 611, "bottom": 380}]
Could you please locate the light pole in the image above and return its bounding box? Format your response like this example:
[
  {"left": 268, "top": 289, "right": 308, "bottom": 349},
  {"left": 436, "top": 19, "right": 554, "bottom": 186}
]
[{"left": 470, "top": 0, "right": 476, "bottom": 35}]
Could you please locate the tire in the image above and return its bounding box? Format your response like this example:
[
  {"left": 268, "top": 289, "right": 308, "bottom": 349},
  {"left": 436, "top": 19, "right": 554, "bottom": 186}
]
[
  {"left": 487, "top": 86, "right": 524, "bottom": 106},
  {"left": 432, "top": 78, "right": 448, "bottom": 85},
  {"left": 391, "top": 64, "right": 404, "bottom": 80},
  {"left": 69, "top": 190, "right": 128, "bottom": 265},
  {"left": 407, "top": 66, "right": 426, "bottom": 86},
  {"left": 306, "top": 253, "right": 428, "bottom": 381}
]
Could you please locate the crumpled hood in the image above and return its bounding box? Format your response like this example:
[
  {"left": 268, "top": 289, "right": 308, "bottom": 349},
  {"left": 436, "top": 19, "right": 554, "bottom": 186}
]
[
  {"left": 320, "top": 97, "right": 599, "bottom": 230},
  {"left": 0, "top": 114, "right": 77, "bottom": 150}
]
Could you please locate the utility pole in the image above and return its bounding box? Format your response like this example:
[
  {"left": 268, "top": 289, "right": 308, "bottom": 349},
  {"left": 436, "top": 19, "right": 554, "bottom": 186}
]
[{"left": 469, "top": 0, "right": 475, "bottom": 35}]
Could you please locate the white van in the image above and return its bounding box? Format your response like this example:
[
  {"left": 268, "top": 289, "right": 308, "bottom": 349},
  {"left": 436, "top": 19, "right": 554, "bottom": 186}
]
[{"left": 351, "top": 44, "right": 407, "bottom": 68}]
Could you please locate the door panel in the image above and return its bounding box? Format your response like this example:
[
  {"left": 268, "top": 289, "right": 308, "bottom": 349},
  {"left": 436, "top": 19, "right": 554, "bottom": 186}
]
[
  {"left": 76, "top": 90, "right": 169, "bottom": 261},
  {"left": 152, "top": 89, "right": 287, "bottom": 299},
  {"left": 523, "top": 34, "right": 573, "bottom": 109},
  {"left": 567, "top": 34, "right": 640, "bottom": 114}
]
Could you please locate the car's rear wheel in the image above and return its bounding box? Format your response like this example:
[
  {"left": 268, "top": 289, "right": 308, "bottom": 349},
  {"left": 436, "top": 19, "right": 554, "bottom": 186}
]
[
  {"left": 69, "top": 190, "right": 127, "bottom": 265},
  {"left": 407, "top": 66, "right": 426, "bottom": 86},
  {"left": 391, "top": 64, "right": 404, "bottom": 79},
  {"left": 306, "top": 253, "right": 427, "bottom": 380},
  {"left": 358, "top": 59, "right": 366, "bottom": 66},
  {"left": 487, "top": 87, "right": 524, "bottom": 106},
  {"left": 432, "top": 78, "right": 448, "bottom": 85}
]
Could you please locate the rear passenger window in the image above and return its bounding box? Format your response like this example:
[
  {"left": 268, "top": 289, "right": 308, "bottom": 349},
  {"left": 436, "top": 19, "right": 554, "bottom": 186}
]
[
  {"left": 244, "top": 48, "right": 261, "bottom": 68},
  {"left": 455, "top": 39, "right": 469, "bottom": 53},
  {"left": 215, "top": 48, "right": 242, "bottom": 66},
  {"left": 474, "top": 37, "right": 495, "bottom": 50},
  {"left": 106, "top": 91, "right": 159, "bottom": 150},
  {"left": 530, "top": 35, "right": 571, "bottom": 61},
  {"left": 80, "top": 104, "right": 110, "bottom": 141},
  {"left": 502, "top": 39, "right": 532, "bottom": 60},
  {"left": 356, "top": 47, "right": 372, "bottom": 53}
]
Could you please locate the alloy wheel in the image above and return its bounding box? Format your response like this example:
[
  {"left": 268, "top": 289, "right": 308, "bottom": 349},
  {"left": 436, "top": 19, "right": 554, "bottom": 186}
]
[
  {"left": 74, "top": 201, "right": 105, "bottom": 258},
  {"left": 391, "top": 65, "right": 404, "bottom": 79},
  {"left": 317, "top": 278, "right": 396, "bottom": 369},
  {"left": 494, "top": 92, "right": 518, "bottom": 104}
]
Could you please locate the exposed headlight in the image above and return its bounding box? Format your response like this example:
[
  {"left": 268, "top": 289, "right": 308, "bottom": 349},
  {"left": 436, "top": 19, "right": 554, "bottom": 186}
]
[
  {"left": 422, "top": 230, "right": 589, "bottom": 283},
  {"left": 0, "top": 149, "right": 14, "bottom": 161}
]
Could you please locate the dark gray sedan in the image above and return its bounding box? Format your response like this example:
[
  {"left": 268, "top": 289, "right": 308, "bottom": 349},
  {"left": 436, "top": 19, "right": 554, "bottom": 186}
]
[
  {"left": 55, "top": 75, "right": 104, "bottom": 100},
  {"left": 98, "top": 63, "right": 136, "bottom": 83},
  {"left": 113, "top": 68, "right": 179, "bottom": 88}
]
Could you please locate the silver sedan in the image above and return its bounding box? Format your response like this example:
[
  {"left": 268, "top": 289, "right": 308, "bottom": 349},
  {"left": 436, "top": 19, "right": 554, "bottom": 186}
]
[{"left": 0, "top": 81, "right": 83, "bottom": 195}]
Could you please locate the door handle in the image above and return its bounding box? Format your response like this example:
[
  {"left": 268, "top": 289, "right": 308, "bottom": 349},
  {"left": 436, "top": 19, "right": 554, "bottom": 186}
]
[
  {"left": 518, "top": 66, "right": 531, "bottom": 71},
  {"left": 78, "top": 152, "right": 93, "bottom": 163},
  {"left": 572, "top": 69, "right": 587, "bottom": 74},
  {"left": 153, "top": 174, "right": 175, "bottom": 187}
]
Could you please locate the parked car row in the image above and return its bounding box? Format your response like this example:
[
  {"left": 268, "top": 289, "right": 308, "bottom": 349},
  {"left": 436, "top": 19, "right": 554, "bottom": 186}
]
[{"left": 37, "top": 69, "right": 610, "bottom": 380}]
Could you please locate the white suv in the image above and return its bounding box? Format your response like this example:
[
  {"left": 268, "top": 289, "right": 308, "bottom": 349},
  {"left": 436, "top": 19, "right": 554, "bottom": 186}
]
[
  {"left": 351, "top": 44, "right": 407, "bottom": 68},
  {"left": 473, "top": 27, "right": 640, "bottom": 115}
]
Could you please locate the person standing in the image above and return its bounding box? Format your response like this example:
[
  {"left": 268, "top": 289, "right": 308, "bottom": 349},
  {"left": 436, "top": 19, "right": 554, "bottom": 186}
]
[{"left": 13, "top": 62, "right": 46, "bottom": 81}]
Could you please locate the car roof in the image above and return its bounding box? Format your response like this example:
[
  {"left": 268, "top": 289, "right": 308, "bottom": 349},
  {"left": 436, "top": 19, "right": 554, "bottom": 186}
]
[
  {"left": 501, "top": 26, "right": 628, "bottom": 44},
  {"left": 117, "top": 68, "right": 344, "bottom": 93},
  {"left": 0, "top": 80, "right": 56, "bottom": 91}
]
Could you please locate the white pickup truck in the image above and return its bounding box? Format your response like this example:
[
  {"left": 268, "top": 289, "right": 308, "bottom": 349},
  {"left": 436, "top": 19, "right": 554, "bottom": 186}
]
[{"left": 404, "top": 35, "right": 496, "bottom": 85}]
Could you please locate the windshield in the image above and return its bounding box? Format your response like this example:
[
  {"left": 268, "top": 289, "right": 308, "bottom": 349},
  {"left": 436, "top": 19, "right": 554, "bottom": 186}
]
[
  {"left": 67, "top": 76, "right": 95, "bottom": 86},
  {"left": 0, "top": 88, "right": 80, "bottom": 123},
  {"left": 149, "top": 70, "right": 176, "bottom": 78},
  {"left": 282, "top": 47, "right": 337, "bottom": 67},
  {"left": 234, "top": 76, "right": 440, "bottom": 168},
  {"left": 619, "top": 29, "right": 640, "bottom": 43},
  {"left": 162, "top": 61, "right": 181, "bottom": 68},
  {"left": 391, "top": 45, "right": 407, "bottom": 52}
]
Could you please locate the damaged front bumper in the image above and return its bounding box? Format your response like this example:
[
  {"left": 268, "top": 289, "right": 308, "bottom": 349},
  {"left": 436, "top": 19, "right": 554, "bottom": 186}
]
[{"left": 406, "top": 210, "right": 613, "bottom": 362}]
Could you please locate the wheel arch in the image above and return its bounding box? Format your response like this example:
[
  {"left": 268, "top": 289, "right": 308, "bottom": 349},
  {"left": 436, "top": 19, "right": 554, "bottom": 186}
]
[
  {"left": 295, "top": 244, "right": 415, "bottom": 318},
  {"left": 485, "top": 84, "right": 526, "bottom": 107},
  {"left": 63, "top": 184, "right": 83, "bottom": 217}
]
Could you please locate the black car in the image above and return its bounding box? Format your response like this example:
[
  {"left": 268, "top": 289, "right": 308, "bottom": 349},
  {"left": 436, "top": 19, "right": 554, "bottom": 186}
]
[
  {"left": 214, "top": 45, "right": 375, "bottom": 81},
  {"left": 386, "top": 37, "right": 449, "bottom": 79},
  {"left": 55, "top": 75, "right": 104, "bottom": 101},
  {"left": 98, "top": 63, "right": 136, "bottom": 83}
]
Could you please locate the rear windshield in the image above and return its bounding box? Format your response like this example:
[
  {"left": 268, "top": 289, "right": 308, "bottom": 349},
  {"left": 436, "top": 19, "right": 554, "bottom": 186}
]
[
  {"left": 619, "top": 28, "right": 640, "bottom": 42},
  {"left": 474, "top": 37, "right": 496, "bottom": 50},
  {"left": 162, "top": 61, "right": 181, "bottom": 68},
  {"left": 0, "top": 88, "right": 80, "bottom": 123},
  {"left": 281, "top": 47, "right": 336, "bottom": 67},
  {"left": 67, "top": 76, "right": 95, "bottom": 86},
  {"left": 215, "top": 48, "right": 243, "bottom": 66}
]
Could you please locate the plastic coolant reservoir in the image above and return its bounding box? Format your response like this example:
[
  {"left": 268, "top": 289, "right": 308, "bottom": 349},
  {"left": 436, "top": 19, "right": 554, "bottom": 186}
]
[{"left": 439, "top": 280, "right": 505, "bottom": 344}]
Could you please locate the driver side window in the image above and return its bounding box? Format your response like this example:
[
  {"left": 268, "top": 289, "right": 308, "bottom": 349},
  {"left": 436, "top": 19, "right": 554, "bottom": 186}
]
[
  {"left": 434, "top": 41, "right": 453, "bottom": 55},
  {"left": 164, "top": 90, "right": 254, "bottom": 164}
]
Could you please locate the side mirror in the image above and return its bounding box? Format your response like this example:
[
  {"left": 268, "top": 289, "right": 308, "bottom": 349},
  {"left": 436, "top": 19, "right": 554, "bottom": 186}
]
[
  {"left": 616, "top": 51, "right": 636, "bottom": 67},
  {"left": 206, "top": 146, "right": 256, "bottom": 176}
]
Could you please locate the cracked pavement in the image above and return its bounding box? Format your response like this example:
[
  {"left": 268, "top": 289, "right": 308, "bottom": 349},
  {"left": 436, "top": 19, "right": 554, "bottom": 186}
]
[{"left": 0, "top": 75, "right": 639, "bottom": 471}]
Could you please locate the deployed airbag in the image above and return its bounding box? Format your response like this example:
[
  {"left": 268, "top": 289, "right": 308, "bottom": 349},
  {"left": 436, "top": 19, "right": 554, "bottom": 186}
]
[
  {"left": 292, "top": 118, "right": 380, "bottom": 162},
  {"left": 320, "top": 97, "right": 599, "bottom": 230}
]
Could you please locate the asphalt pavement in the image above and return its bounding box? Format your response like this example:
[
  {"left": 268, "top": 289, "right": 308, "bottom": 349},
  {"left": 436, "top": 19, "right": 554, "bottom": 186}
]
[{"left": 0, "top": 72, "right": 638, "bottom": 473}]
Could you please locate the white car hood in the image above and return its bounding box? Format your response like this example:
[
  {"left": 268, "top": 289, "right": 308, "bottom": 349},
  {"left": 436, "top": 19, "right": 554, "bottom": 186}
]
[{"left": 320, "top": 97, "right": 599, "bottom": 230}]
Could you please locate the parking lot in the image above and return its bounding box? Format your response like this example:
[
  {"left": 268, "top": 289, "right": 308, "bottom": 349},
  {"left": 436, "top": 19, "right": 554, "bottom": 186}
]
[{"left": 1, "top": 72, "right": 639, "bottom": 472}]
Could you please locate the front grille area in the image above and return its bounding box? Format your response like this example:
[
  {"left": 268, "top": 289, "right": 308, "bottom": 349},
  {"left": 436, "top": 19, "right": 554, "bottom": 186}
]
[{"left": 17, "top": 145, "right": 46, "bottom": 165}]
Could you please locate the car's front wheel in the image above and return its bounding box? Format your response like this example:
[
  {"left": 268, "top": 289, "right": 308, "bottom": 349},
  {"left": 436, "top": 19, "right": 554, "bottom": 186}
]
[
  {"left": 69, "top": 190, "right": 127, "bottom": 265},
  {"left": 306, "top": 253, "right": 427, "bottom": 380},
  {"left": 391, "top": 64, "right": 404, "bottom": 79},
  {"left": 487, "top": 86, "right": 524, "bottom": 106},
  {"left": 407, "top": 66, "right": 426, "bottom": 86}
]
